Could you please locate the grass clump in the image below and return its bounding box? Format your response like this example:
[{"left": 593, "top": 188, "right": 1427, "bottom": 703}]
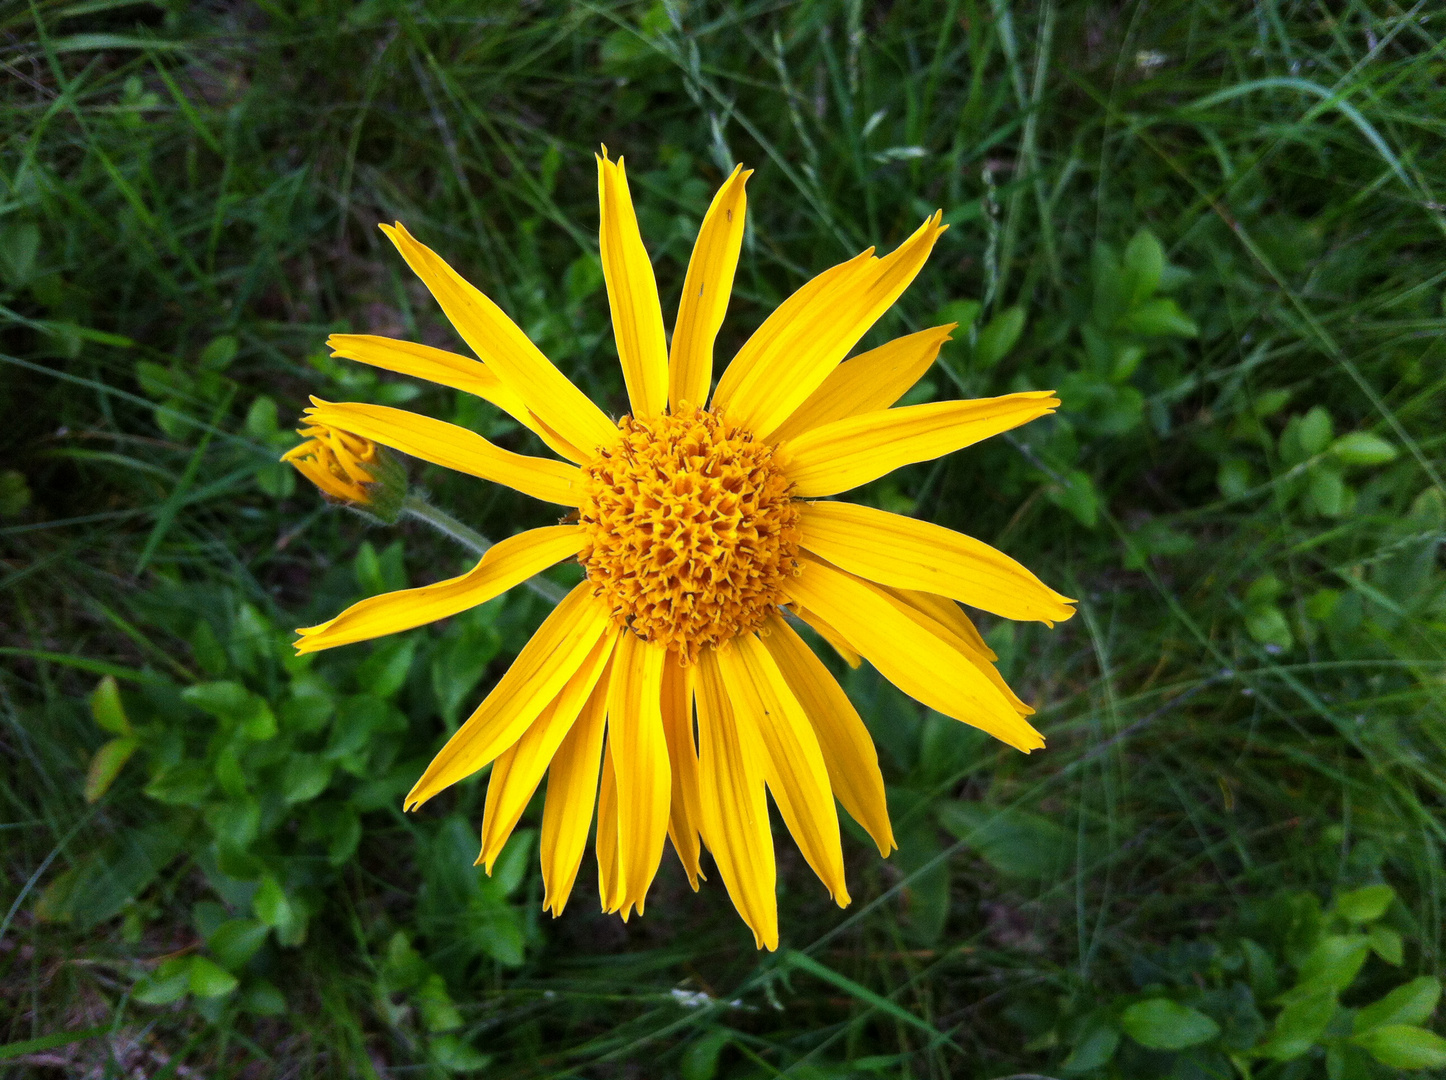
[{"left": 2, "top": 2, "right": 1443, "bottom": 1077}]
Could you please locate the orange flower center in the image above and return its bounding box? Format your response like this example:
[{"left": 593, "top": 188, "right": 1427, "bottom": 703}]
[{"left": 578, "top": 406, "right": 800, "bottom": 660}]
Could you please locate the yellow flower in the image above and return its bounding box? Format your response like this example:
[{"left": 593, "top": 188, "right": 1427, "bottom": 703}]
[
  {"left": 284, "top": 420, "right": 408, "bottom": 521},
  {"left": 282, "top": 422, "right": 380, "bottom": 504},
  {"left": 294, "top": 150, "right": 1075, "bottom": 950}
]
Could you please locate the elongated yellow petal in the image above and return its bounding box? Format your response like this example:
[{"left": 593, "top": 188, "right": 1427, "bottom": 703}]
[
  {"left": 887, "top": 586, "right": 995, "bottom": 659},
  {"left": 380, "top": 222, "right": 618, "bottom": 455},
  {"left": 798, "top": 501, "right": 1075, "bottom": 624},
  {"left": 718, "top": 634, "right": 849, "bottom": 905},
  {"left": 883, "top": 585, "right": 1033, "bottom": 716},
  {"left": 762, "top": 612, "right": 894, "bottom": 856},
  {"left": 598, "top": 153, "right": 668, "bottom": 418},
  {"left": 670, "top": 165, "right": 750, "bottom": 411},
  {"left": 605, "top": 633, "right": 669, "bottom": 917},
  {"left": 787, "top": 556, "right": 1045, "bottom": 752},
  {"left": 712, "top": 249, "right": 875, "bottom": 413},
  {"left": 327, "top": 334, "right": 589, "bottom": 463},
  {"left": 769, "top": 324, "right": 956, "bottom": 443},
  {"left": 792, "top": 606, "right": 862, "bottom": 668},
  {"left": 784, "top": 391, "right": 1060, "bottom": 497},
  {"left": 477, "top": 629, "right": 618, "bottom": 872},
  {"left": 596, "top": 738, "right": 623, "bottom": 914},
  {"left": 295, "top": 525, "right": 585, "bottom": 654},
  {"left": 405, "top": 584, "right": 613, "bottom": 810},
  {"left": 713, "top": 214, "right": 947, "bottom": 439},
  {"left": 696, "top": 649, "right": 778, "bottom": 951},
  {"left": 540, "top": 661, "right": 612, "bottom": 916},
  {"left": 660, "top": 652, "right": 705, "bottom": 888},
  {"left": 303, "top": 398, "right": 583, "bottom": 506}
]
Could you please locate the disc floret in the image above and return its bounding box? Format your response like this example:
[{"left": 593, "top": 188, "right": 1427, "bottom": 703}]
[{"left": 579, "top": 406, "right": 800, "bottom": 660}]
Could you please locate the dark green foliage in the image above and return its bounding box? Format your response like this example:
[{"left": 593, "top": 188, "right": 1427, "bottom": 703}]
[{"left": 2, "top": 1, "right": 1443, "bottom": 1077}]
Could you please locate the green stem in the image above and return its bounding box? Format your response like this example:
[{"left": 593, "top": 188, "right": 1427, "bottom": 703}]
[{"left": 401, "top": 494, "right": 567, "bottom": 605}]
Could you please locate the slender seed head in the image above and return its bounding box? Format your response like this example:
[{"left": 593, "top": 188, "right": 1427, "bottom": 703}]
[{"left": 579, "top": 406, "right": 800, "bottom": 661}]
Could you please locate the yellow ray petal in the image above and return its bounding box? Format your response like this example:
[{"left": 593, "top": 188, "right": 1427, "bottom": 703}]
[
  {"left": 761, "top": 612, "right": 894, "bottom": 856},
  {"left": 605, "top": 633, "right": 669, "bottom": 917},
  {"left": 784, "top": 391, "right": 1060, "bottom": 497},
  {"left": 718, "top": 634, "right": 849, "bottom": 906},
  {"left": 540, "top": 660, "right": 613, "bottom": 916},
  {"left": 597, "top": 152, "right": 668, "bottom": 418},
  {"left": 596, "top": 737, "right": 623, "bottom": 915},
  {"left": 670, "top": 165, "right": 750, "bottom": 412},
  {"left": 696, "top": 649, "right": 778, "bottom": 951},
  {"left": 769, "top": 324, "right": 956, "bottom": 444},
  {"left": 295, "top": 525, "right": 585, "bottom": 654},
  {"left": 887, "top": 587, "right": 995, "bottom": 659},
  {"left": 380, "top": 221, "right": 618, "bottom": 455},
  {"left": 711, "top": 248, "right": 875, "bottom": 413},
  {"left": 713, "top": 214, "right": 947, "bottom": 439},
  {"left": 798, "top": 501, "right": 1076, "bottom": 624},
  {"left": 303, "top": 398, "right": 583, "bottom": 506},
  {"left": 791, "top": 606, "right": 862, "bottom": 668},
  {"left": 477, "top": 629, "right": 618, "bottom": 872},
  {"left": 786, "top": 556, "right": 1045, "bottom": 753},
  {"left": 660, "top": 652, "right": 705, "bottom": 888},
  {"left": 326, "top": 334, "right": 589, "bottom": 463},
  {"left": 405, "top": 584, "right": 613, "bottom": 810},
  {"left": 882, "top": 586, "right": 1034, "bottom": 716}
]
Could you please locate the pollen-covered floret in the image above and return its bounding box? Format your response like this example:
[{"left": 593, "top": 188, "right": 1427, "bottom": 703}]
[{"left": 578, "top": 406, "right": 799, "bottom": 660}]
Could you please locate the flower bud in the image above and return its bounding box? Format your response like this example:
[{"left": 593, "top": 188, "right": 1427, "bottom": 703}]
[{"left": 281, "top": 422, "right": 407, "bottom": 523}]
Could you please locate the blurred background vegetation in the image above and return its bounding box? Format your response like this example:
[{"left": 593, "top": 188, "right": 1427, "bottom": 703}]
[{"left": 2, "top": 0, "right": 1444, "bottom": 1077}]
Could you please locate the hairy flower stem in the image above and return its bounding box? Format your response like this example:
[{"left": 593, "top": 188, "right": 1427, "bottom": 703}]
[{"left": 401, "top": 494, "right": 567, "bottom": 604}]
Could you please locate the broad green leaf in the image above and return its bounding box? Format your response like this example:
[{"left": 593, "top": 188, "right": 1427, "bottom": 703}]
[
  {"left": 1297, "top": 934, "right": 1370, "bottom": 994},
  {"left": 245, "top": 394, "right": 281, "bottom": 440},
  {"left": 1307, "top": 466, "right": 1348, "bottom": 517},
  {"left": 1350, "top": 1025, "right": 1446, "bottom": 1069},
  {"left": 1260, "top": 990, "right": 1336, "bottom": 1060},
  {"left": 1354, "top": 978, "right": 1441, "bottom": 1034},
  {"left": 85, "top": 736, "right": 138, "bottom": 803},
  {"left": 90, "top": 675, "right": 132, "bottom": 735},
  {"left": 240, "top": 980, "right": 287, "bottom": 1016},
  {"left": 894, "top": 819, "right": 950, "bottom": 946},
  {"left": 198, "top": 334, "right": 238, "bottom": 370},
  {"left": 1218, "top": 458, "right": 1253, "bottom": 499},
  {"left": 974, "top": 306, "right": 1024, "bottom": 368},
  {"left": 208, "top": 918, "right": 269, "bottom": 971},
  {"left": 1062, "top": 1015, "right": 1121, "bottom": 1072},
  {"left": 132, "top": 957, "right": 191, "bottom": 1005},
  {"left": 935, "top": 299, "right": 982, "bottom": 334},
  {"left": 1245, "top": 604, "right": 1293, "bottom": 651},
  {"left": 1299, "top": 406, "right": 1334, "bottom": 456},
  {"left": 430, "top": 1033, "right": 492, "bottom": 1072},
  {"left": 487, "top": 828, "right": 536, "bottom": 899},
  {"left": 1123, "top": 228, "right": 1164, "bottom": 304},
  {"left": 935, "top": 802, "right": 1068, "bottom": 878},
  {"left": 253, "top": 876, "right": 293, "bottom": 930},
  {"left": 356, "top": 637, "right": 416, "bottom": 700},
  {"left": 1121, "top": 297, "right": 1198, "bottom": 337},
  {"left": 1368, "top": 925, "right": 1404, "bottom": 966},
  {"left": 1331, "top": 432, "right": 1397, "bottom": 467},
  {"left": 0, "top": 469, "right": 30, "bottom": 517},
  {"left": 1120, "top": 999, "right": 1220, "bottom": 1050},
  {"left": 188, "top": 956, "right": 238, "bottom": 998},
  {"left": 1045, "top": 468, "right": 1101, "bottom": 529},
  {"left": 182, "top": 682, "right": 276, "bottom": 740},
  {"left": 1333, "top": 884, "right": 1395, "bottom": 924},
  {"left": 416, "top": 972, "right": 463, "bottom": 1032},
  {"left": 680, "top": 1029, "right": 733, "bottom": 1080},
  {"left": 282, "top": 754, "right": 332, "bottom": 805}
]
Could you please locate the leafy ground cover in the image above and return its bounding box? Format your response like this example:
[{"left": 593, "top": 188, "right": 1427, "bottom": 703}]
[{"left": 2, "top": 1, "right": 1443, "bottom": 1077}]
